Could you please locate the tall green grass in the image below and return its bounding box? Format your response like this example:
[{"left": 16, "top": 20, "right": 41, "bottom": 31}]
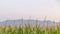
[{"left": 0, "top": 24, "right": 60, "bottom": 34}]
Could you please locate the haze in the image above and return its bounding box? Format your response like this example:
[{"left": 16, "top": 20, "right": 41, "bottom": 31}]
[{"left": 0, "top": 0, "right": 60, "bottom": 21}]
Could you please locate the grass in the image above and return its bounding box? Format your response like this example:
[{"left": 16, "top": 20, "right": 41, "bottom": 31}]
[{"left": 0, "top": 24, "right": 60, "bottom": 34}]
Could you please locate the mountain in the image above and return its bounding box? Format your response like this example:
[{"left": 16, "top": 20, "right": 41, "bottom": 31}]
[{"left": 0, "top": 19, "right": 59, "bottom": 26}]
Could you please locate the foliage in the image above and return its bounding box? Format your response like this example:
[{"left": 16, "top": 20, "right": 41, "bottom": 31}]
[{"left": 0, "top": 25, "right": 60, "bottom": 34}]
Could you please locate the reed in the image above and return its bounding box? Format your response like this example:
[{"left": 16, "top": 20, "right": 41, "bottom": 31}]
[{"left": 0, "top": 24, "right": 60, "bottom": 34}]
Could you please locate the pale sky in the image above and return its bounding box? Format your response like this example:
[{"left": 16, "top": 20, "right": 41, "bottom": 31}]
[{"left": 0, "top": 0, "right": 60, "bottom": 21}]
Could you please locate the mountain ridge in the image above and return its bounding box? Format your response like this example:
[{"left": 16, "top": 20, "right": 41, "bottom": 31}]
[{"left": 0, "top": 19, "right": 59, "bottom": 26}]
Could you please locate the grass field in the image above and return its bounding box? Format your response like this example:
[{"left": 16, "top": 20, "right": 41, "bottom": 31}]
[{"left": 0, "top": 24, "right": 60, "bottom": 34}]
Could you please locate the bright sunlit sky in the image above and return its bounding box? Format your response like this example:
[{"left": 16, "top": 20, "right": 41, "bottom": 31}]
[{"left": 0, "top": 0, "right": 60, "bottom": 21}]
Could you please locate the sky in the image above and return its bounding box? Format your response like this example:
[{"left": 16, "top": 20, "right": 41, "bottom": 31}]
[{"left": 0, "top": 0, "right": 60, "bottom": 21}]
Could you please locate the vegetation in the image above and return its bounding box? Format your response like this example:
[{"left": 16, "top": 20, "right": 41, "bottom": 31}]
[{"left": 0, "top": 24, "right": 60, "bottom": 34}]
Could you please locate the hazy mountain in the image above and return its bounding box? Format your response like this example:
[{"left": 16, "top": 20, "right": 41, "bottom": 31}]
[{"left": 0, "top": 19, "right": 59, "bottom": 26}]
